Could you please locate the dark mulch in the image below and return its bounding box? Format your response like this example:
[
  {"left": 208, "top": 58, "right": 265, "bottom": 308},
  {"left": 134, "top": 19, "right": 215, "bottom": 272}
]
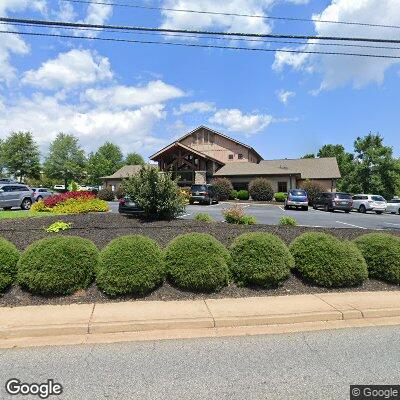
[{"left": 0, "top": 213, "right": 399, "bottom": 308}]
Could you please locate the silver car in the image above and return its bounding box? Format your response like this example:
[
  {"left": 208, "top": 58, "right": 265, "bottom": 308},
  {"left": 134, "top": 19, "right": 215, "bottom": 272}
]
[
  {"left": 0, "top": 183, "right": 34, "bottom": 210},
  {"left": 31, "top": 188, "right": 53, "bottom": 202},
  {"left": 352, "top": 194, "right": 387, "bottom": 214},
  {"left": 386, "top": 198, "right": 400, "bottom": 215}
]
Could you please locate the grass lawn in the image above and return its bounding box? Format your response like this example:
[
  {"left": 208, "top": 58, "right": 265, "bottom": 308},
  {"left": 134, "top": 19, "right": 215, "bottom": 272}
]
[{"left": 0, "top": 211, "right": 58, "bottom": 219}]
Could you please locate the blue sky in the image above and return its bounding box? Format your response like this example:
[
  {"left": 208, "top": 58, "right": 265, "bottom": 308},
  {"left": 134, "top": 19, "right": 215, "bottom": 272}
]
[{"left": 0, "top": 0, "right": 399, "bottom": 160}]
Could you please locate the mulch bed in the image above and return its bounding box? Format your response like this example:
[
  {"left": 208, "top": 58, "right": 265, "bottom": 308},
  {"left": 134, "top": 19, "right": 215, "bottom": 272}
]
[{"left": 0, "top": 213, "right": 399, "bottom": 307}]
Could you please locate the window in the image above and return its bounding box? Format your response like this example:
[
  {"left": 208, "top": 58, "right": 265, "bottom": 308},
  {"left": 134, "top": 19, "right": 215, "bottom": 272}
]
[
  {"left": 278, "top": 182, "right": 288, "bottom": 193},
  {"left": 228, "top": 154, "right": 234, "bottom": 160},
  {"left": 238, "top": 154, "right": 243, "bottom": 160}
]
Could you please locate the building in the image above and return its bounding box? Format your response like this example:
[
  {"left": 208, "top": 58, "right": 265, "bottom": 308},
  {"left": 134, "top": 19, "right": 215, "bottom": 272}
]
[
  {"left": 101, "top": 165, "right": 145, "bottom": 191},
  {"left": 149, "top": 126, "right": 341, "bottom": 191}
]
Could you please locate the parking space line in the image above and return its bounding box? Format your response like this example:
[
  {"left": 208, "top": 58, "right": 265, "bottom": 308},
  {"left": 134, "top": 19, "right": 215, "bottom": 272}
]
[
  {"left": 180, "top": 213, "right": 192, "bottom": 218},
  {"left": 335, "top": 221, "right": 367, "bottom": 229},
  {"left": 384, "top": 222, "right": 400, "bottom": 227}
]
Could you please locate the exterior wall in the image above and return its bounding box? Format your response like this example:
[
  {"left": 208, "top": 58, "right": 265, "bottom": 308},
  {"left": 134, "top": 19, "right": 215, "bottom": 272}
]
[
  {"left": 180, "top": 128, "right": 260, "bottom": 164},
  {"left": 103, "top": 179, "right": 123, "bottom": 191},
  {"left": 222, "top": 175, "right": 297, "bottom": 192},
  {"left": 298, "top": 179, "right": 337, "bottom": 192}
]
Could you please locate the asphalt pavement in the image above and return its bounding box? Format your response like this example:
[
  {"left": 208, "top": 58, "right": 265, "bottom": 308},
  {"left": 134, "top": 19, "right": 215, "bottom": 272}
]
[{"left": 1, "top": 325, "right": 399, "bottom": 399}]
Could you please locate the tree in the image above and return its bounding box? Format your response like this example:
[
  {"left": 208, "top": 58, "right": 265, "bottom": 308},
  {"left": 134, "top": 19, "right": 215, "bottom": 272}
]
[
  {"left": 44, "top": 133, "right": 86, "bottom": 189},
  {"left": 86, "top": 142, "right": 124, "bottom": 186},
  {"left": 1, "top": 132, "right": 40, "bottom": 182},
  {"left": 301, "top": 153, "right": 315, "bottom": 159},
  {"left": 125, "top": 152, "right": 145, "bottom": 166}
]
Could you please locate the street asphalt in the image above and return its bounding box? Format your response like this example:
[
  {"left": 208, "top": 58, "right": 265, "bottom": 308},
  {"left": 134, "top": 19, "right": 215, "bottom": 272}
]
[
  {"left": 1, "top": 325, "right": 399, "bottom": 399},
  {"left": 109, "top": 201, "right": 400, "bottom": 230}
]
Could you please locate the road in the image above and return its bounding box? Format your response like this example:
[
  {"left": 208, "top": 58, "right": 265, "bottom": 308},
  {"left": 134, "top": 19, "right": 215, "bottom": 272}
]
[
  {"left": 1, "top": 326, "right": 399, "bottom": 399},
  {"left": 109, "top": 201, "right": 400, "bottom": 230}
]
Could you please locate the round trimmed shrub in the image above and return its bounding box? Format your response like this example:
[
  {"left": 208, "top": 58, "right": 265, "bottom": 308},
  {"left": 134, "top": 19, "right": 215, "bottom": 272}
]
[
  {"left": 229, "top": 190, "right": 238, "bottom": 200},
  {"left": 0, "top": 238, "right": 20, "bottom": 293},
  {"left": 165, "top": 233, "right": 230, "bottom": 292},
  {"left": 17, "top": 236, "right": 99, "bottom": 295},
  {"left": 237, "top": 190, "right": 249, "bottom": 200},
  {"left": 249, "top": 178, "right": 274, "bottom": 201},
  {"left": 274, "top": 192, "right": 287, "bottom": 202},
  {"left": 230, "top": 233, "right": 294, "bottom": 288},
  {"left": 290, "top": 233, "right": 368, "bottom": 287},
  {"left": 97, "top": 188, "right": 115, "bottom": 201},
  {"left": 211, "top": 178, "right": 233, "bottom": 201},
  {"left": 97, "top": 235, "right": 165, "bottom": 296},
  {"left": 354, "top": 233, "right": 400, "bottom": 284}
]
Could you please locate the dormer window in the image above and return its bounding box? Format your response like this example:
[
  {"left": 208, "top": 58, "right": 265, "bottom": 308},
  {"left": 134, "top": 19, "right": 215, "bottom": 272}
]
[
  {"left": 238, "top": 154, "right": 243, "bottom": 160},
  {"left": 228, "top": 154, "right": 234, "bottom": 160}
]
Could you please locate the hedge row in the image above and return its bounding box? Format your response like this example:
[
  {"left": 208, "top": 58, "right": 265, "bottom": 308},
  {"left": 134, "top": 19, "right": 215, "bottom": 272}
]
[{"left": 0, "top": 232, "right": 399, "bottom": 296}]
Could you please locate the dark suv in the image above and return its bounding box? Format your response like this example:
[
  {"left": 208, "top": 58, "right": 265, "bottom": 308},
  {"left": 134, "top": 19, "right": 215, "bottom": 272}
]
[
  {"left": 313, "top": 192, "right": 353, "bottom": 213},
  {"left": 189, "top": 184, "right": 218, "bottom": 205}
]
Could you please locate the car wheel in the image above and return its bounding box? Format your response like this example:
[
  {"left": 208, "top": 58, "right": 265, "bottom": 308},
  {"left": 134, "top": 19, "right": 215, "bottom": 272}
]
[
  {"left": 36, "top": 196, "right": 43, "bottom": 201},
  {"left": 345, "top": 210, "right": 350, "bottom": 213},
  {"left": 359, "top": 205, "right": 367, "bottom": 213},
  {"left": 2, "top": 207, "right": 12, "bottom": 211},
  {"left": 324, "top": 204, "right": 329, "bottom": 212},
  {"left": 302, "top": 206, "right": 308, "bottom": 211},
  {"left": 375, "top": 211, "right": 383, "bottom": 215},
  {"left": 21, "top": 198, "right": 32, "bottom": 210}
]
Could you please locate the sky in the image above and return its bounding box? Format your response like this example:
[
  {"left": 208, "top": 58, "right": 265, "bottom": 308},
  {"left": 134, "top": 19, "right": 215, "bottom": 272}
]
[{"left": 0, "top": 0, "right": 400, "bottom": 161}]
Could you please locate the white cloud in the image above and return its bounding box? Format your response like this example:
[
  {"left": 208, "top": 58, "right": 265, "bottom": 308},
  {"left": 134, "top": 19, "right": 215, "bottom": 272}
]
[
  {"left": 84, "top": 2, "right": 113, "bottom": 25},
  {"left": 55, "top": 2, "right": 76, "bottom": 21},
  {"left": 85, "top": 80, "right": 185, "bottom": 108},
  {"left": 209, "top": 108, "right": 273, "bottom": 136},
  {"left": 22, "top": 49, "right": 113, "bottom": 90},
  {"left": 273, "top": 0, "right": 400, "bottom": 90},
  {"left": 277, "top": 89, "right": 296, "bottom": 104},
  {"left": 173, "top": 101, "right": 216, "bottom": 115}
]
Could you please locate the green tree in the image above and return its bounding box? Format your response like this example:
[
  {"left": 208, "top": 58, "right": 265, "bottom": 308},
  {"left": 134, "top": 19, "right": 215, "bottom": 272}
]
[
  {"left": 1, "top": 132, "right": 40, "bottom": 182},
  {"left": 301, "top": 153, "right": 315, "bottom": 159},
  {"left": 125, "top": 152, "right": 145, "bottom": 166},
  {"left": 44, "top": 133, "right": 86, "bottom": 189},
  {"left": 86, "top": 142, "right": 124, "bottom": 186}
]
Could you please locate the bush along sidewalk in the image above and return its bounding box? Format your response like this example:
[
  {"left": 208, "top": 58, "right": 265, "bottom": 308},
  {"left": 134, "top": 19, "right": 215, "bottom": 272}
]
[{"left": 0, "top": 238, "right": 20, "bottom": 293}]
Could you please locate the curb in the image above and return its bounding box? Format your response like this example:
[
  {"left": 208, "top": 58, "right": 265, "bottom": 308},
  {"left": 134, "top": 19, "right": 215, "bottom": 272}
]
[{"left": 1, "top": 291, "right": 400, "bottom": 347}]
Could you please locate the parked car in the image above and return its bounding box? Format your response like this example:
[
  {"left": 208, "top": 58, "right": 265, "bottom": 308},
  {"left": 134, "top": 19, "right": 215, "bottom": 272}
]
[
  {"left": 313, "top": 192, "right": 353, "bottom": 213},
  {"left": 53, "top": 185, "right": 66, "bottom": 191},
  {"left": 284, "top": 189, "right": 308, "bottom": 211},
  {"left": 189, "top": 184, "right": 218, "bottom": 205},
  {"left": 31, "top": 188, "right": 53, "bottom": 202},
  {"left": 0, "top": 183, "right": 34, "bottom": 210},
  {"left": 352, "top": 194, "right": 387, "bottom": 214},
  {"left": 386, "top": 198, "right": 400, "bottom": 215},
  {"left": 118, "top": 197, "right": 144, "bottom": 216}
]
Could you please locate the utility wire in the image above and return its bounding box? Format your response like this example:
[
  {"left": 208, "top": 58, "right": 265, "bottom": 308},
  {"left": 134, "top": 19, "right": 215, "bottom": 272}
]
[
  {"left": 2, "top": 17, "right": 400, "bottom": 43},
  {"left": 3, "top": 21, "right": 400, "bottom": 52},
  {"left": 59, "top": 0, "right": 400, "bottom": 30},
  {"left": 2, "top": 29, "right": 400, "bottom": 59}
]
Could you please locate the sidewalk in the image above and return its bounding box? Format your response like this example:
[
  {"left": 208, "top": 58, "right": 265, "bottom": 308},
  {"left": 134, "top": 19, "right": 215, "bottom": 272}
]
[{"left": 1, "top": 291, "right": 400, "bottom": 349}]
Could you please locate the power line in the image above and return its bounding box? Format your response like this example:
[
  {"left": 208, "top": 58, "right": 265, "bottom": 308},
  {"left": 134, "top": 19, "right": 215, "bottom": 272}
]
[
  {"left": 2, "top": 29, "right": 400, "bottom": 59},
  {"left": 2, "top": 17, "right": 400, "bottom": 44},
  {"left": 3, "top": 21, "right": 400, "bottom": 51},
  {"left": 59, "top": 0, "right": 400, "bottom": 30}
]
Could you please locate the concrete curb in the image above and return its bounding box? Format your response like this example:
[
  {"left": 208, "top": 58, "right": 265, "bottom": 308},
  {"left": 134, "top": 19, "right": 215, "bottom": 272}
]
[{"left": 1, "top": 291, "right": 400, "bottom": 348}]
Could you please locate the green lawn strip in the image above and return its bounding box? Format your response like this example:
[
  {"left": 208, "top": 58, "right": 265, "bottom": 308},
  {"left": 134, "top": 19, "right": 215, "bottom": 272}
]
[{"left": 0, "top": 211, "right": 63, "bottom": 219}]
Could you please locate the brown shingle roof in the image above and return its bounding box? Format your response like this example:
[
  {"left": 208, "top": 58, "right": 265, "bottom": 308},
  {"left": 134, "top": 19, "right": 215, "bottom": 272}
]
[
  {"left": 214, "top": 157, "right": 341, "bottom": 179},
  {"left": 101, "top": 165, "right": 151, "bottom": 180}
]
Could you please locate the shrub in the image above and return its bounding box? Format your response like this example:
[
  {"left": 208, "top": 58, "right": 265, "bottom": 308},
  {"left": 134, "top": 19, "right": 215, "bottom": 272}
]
[
  {"left": 195, "top": 213, "right": 214, "bottom": 222},
  {"left": 237, "top": 190, "right": 250, "bottom": 201},
  {"left": 249, "top": 178, "right": 274, "bottom": 201},
  {"left": 289, "top": 233, "right": 368, "bottom": 287},
  {"left": 52, "top": 198, "right": 109, "bottom": 214},
  {"left": 115, "top": 186, "right": 126, "bottom": 200},
  {"left": 0, "top": 238, "right": 20, "bottom": 293},
  {"left": 44, "top": 191, "right": 95, "bottom": 208},
  {"left": 279, "top": 216, "right": 297, "bottom": 226},
  {"left": 230, "top": 233, "right": 294, "bottom": 287},
  {"left": 45, "top": 221, "right": 72, "bottom": 233},
  {"left": 229, "top": 190, "right": 238, "bottom": 200},
  {"left": 97, "top": 188, "right": 115, "bottom": 201},
  {"left": 97, "top": 235, "right": 165, "bottom": 296},
  {"left": 223, "top": 205, "right": 256, "bottom": 224},
  {"left": 165, "top": 233, "right": 230, "bottom": 292},
  {"left": 31, "top": 200, "right": 51, "bottom": 213},
  {"left": 274, "top": 192, "right": 287, "bottom": 202},
  {"left": 123, "top": 166, "right": 185, "bottom": 220},
  {"left": 301, "top": 180, "right": 324, "bottom": 206},
  {"left": 354, "top": 233, "right": 400, "bottom": 284},
  {"left": 17, "top": 236, "right": 99, "bottom": 295},
  {"left": 241, "top": 215, "right": 257, "bottom": 225},
  {"left": 211, "top": 178, "right": 233, "bottom": 201}
]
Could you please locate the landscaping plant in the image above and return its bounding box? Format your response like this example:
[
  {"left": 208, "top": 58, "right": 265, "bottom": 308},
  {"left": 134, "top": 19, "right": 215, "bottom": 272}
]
[
  {"left": 289, "top": 232, "right": 368, "bottom": 287},
  {"left": 211, "top": 178, "right": 233, "bottom": 201},
  {"left": 165, "top": 233, "right": 231, "bottom": 292},
  {"left": 44, "top": 191, "right": 95, "bottom": 208},
  {"left": 0, "top": 238, "right": 20, "bottom": 293},
  {"left": 115, "top": 186, "right": 126, "bottom": 200},
  {"left": 52, "top": 198, "right": 109, "bottom": 214},
  {"left": 97, "top": 235, "right": 165, "bottom": 296},
  {"left": 249, "top": 178, "right": 274, "bottom": 201},
  {"left": 279, "top": 216, "right": 298, "bottom": 226},
  {"left": 274, "top": 192, "right": 287, "bottom": 202},
  {"left": 194, "top": 213, "right": 214, "bottom": 222},
  {"left": 97, "top": 188, "right": 115, "bottom": 201},
  {"left": 223, "top": 205, "right": 256, "bottom": 224},
  {"left": 229, "top": 189, "right": 238, "bottom": 200},
  {"left": 354, "top": 233, "right": 400, "bottom": 284},
  {"left": 237, "top": 190, "right": 250, "bottom": 201},
  {"left": 301, "top": 180, "right": 324, "bottom": 206},
  {"left": 45, "top": 221, "right": 72, "bottom": 233},
  {"left": 17, "top": 236, "right": 99, "bottom": 295}
]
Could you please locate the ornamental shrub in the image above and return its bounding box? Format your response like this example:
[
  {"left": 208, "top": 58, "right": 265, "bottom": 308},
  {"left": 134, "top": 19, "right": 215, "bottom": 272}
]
[
  {"left": 354, "top": 233, "right": 400, "bottom": 284},
  {"left": 237, "top": 190, "right": 250, "bottom": 201},
  {"left": 229, "top": 190, "right": 238, "bottom": 200},
  {"left": 274, "top": 192, "right": 287, "bottom": 202},
  {"left": 44, "top": 191, "right": 95, "bottom": 208},
  {"left": 230, "top": 233, "right": 294, "bottom": 287},
  {"left": 241, "top": 215, "right": 257, "bottom": 225},
  {"left": 165, "top": 233, "right": 230, "bottom": 292},
  {"left": 223, "top": 205, "right": 256, "bottom": 224},
  {"left": 31, "top": 200, "right": 51, "bottom": 213},
  {"left": 302, "top": 180, "right": 324, "bottom": 206},
  {"left": 97, "top": 235, "right": 165, "bottom": 296},
  {"left": 45, "top": 221, "right": 72, "bottom": 233},
  {"left": 279, "top": 216, "right": 297, "bottom": 226},
  {"left": 290, "top": 233, "right": 368, "bottom": 287},
  {"left": 249, "top": 178, "right": 274, "bottom": 201},
  {"left": 195, "top": 213, "right": 214, "bottom": 222},
  {"left": 97, "top": 188, "right": 115, "bottom": 201},
  {"left": 0, "top": 238, "right": 20, "bottom": 293},
  {"left": 211, "top": 178, "right": 233, "bottom": 201},
  {"left": 115, "top": 186, "right": 126, "bottom": 200},
  {"left": 52, "top": 198, "right": 109, "bottom": 214},
  {"left": 17, "top": 236, "right": 99, "bottom": 295}
]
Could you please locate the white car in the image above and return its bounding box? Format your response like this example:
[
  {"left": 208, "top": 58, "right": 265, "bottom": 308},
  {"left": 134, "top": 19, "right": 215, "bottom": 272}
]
[
  {"left": 386, "top": 198, "right": 400, "bottom": 215},
  {"left": 352, "top": 194, "right": 387, "bottom": 214}
]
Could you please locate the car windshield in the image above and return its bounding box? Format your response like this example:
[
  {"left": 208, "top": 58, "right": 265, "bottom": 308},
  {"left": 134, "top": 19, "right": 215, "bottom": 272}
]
[
  {"left": 335, "top": 193, "right": 352, "bottom": 200},
  {"left": 290, "top": 190, "right": 307, "bottom": 196},
  {"left": 371, "top": 196, "right": 385, "bottom": 202},
  {"left": 191, "top": 185, "right": 208, "bottom": 192}
]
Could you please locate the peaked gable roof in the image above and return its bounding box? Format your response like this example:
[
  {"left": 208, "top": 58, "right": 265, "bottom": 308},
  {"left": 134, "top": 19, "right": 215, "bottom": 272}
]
[{"left": 101, "top": 164, "right": 150, "bottom": 179}]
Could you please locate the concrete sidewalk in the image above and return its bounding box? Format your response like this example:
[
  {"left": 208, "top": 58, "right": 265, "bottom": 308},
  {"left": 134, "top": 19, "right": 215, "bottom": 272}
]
[{"left": 1, "top": 291, "right": 400, "bottom": 348}]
